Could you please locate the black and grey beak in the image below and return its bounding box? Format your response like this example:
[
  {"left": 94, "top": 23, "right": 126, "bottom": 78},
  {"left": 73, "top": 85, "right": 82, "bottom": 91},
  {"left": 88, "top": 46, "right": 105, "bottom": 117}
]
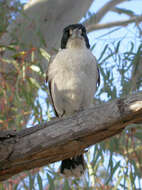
[{"left": 70, "top": 29, "right": 82, "bottom": 39}]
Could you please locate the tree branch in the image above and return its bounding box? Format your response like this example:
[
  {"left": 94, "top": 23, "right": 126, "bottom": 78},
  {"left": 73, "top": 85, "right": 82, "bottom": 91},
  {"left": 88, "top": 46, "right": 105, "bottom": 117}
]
[
  {"left": 1, "top": 92, "right": 142, "bottom": 181},
  {"left": 111, "top": 7, "right": 136, "bottom": 17},
  {"left": 87, "top": 15, "right": 142, "bottom": 32},
  {"left": 84, "top": 0, "right": 128, "bottom": 26}
]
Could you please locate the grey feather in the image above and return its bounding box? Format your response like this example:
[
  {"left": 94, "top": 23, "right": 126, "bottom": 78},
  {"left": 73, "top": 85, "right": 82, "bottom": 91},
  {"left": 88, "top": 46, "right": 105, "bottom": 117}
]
[{"left": 47, "top": 48, "right": 99, "bottom": 117}]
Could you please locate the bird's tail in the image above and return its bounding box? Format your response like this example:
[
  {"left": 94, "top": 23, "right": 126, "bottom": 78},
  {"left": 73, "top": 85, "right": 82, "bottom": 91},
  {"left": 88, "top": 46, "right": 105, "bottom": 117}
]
[{"left": 60, "top": 154, "right": 86, "bottom": 178}]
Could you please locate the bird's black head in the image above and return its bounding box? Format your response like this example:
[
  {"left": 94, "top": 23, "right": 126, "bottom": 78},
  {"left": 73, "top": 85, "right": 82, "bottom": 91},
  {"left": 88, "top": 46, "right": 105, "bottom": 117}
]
[{"left": 61, "top": 24, "right": 90, "bottom": 49}]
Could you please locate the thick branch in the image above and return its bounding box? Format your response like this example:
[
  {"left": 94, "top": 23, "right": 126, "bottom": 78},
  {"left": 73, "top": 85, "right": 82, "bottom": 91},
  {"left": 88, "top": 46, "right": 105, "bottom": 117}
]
[
  {"left": 0, "top": 92, "right": 142, "bottom": 181},
  {"left": 87, "top": 15, "right": 142, "bottom": 32}
]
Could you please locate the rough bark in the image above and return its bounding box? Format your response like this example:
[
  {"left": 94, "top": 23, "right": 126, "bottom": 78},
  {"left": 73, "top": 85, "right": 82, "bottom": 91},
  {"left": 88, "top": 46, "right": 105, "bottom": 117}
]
[{"left": 0, "top": 92, "right": 142, "bottom": 182}]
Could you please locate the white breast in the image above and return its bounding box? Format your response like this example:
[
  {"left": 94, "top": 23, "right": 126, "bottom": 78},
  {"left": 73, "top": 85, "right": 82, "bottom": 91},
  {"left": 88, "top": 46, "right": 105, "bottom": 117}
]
[{"left": 48, "top": 48, "right": 98, "bottom": 116}]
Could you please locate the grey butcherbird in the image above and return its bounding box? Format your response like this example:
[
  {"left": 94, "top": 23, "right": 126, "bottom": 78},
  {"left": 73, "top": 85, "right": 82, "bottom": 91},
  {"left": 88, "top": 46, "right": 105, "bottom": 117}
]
[{"left": 46, "top": 24, "right": 100, "bottom": 177}]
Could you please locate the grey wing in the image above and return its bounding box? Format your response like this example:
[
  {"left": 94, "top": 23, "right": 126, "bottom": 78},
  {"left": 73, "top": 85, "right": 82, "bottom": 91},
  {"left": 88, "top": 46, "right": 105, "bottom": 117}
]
[
  {"left": 93, "top": 55, "right": 100, "bottom": 88},
  {"left": 45, "top": 54, "right": 56, "bottom": 82},
  {"left": 46, "top": 55, "right": 59, "bottom": 117}
]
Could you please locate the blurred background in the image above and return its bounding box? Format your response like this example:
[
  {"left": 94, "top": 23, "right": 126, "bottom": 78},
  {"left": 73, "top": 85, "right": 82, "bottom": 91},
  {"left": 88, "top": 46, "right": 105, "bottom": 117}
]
[{"left": 0, "top": 0, "right": 142, "bottom": 189}]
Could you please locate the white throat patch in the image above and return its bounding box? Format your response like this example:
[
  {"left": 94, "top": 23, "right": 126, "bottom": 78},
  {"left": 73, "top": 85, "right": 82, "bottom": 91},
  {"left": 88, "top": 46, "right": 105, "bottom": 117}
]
[{"left": 66, "top": 38, "right": 86, "bottom": 49}]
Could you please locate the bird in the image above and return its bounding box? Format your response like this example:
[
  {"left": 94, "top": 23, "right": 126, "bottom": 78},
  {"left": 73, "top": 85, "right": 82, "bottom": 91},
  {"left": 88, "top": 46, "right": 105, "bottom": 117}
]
[{"left": 46, "top": 23, "right": 100, "bottom": 178}]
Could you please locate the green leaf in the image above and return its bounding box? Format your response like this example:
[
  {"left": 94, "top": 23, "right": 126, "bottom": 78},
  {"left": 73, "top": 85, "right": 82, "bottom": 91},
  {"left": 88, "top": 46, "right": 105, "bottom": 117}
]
[
  {"left": 114, "top": 7, "right": 135, "bottom": 17},
  {"left": 132, "top": 44, "right": 142, "bottom": 75},
  {"left": 134, "top": 131, "right": 142, "bottom": 140},
  {"left": 91, "top": 43, "right": 96, "bottom": 51},
  {"left": 92, "top": 145, "right": 103, "bottom": 168},
  {"left": 37, "top": 30, "right": 46, "bottom": 46},
  {"left": 100, "top": 52, "right": 114, "bottom": 64},
  {"left": 47, "top": 173, "right": 55, "bottom": 190},
  {"left": 106, "top": 161, "right": 120, "bottom": 185},
  {"left": 112, "top": 175, "right": 123, "bottom": 190},
  {"left": 29, "top": 77, "right": 41, "bottom": 89},
  {"left": 40, "top": 48, "right": 50, "bottom": 61},
  {"left": 14, "top": 184, "right": 19, "bottom": 190},
  {"left": 37, "top": 173, "right": 43, "bottom": 190},
  {"left": 130, "top": 171, "right": 135, "bottom": 188},
  {"left": 30, "top": 65, "right": 41, "bottom": 73},
  {"left": 63, "top": 179, "right": 70, "bottom": 190},
  {"left": 98, "top": 44, "right": 108, "bottom": 62},
  {"left": 29, "top": 173, "right": 35, "bottom": 190},
  {"left": 115, "top": 40, "right": 121, "bottom": 54},
  {"left": 0, "top": 184, "right": 6, "bottom": 190}
]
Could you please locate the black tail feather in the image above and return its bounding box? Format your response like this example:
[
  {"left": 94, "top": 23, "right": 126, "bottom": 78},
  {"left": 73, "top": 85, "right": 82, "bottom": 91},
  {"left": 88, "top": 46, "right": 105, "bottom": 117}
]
[{"left": 60, "top": 154, "right": 86, "bottom": 177}]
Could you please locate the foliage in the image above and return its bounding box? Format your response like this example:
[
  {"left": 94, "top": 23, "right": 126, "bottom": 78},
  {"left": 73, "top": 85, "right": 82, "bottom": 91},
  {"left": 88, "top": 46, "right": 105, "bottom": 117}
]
[
  {"left": 0, "top": 0, "right": 142, "bottom": 189},
  {"left": 0, "top": 0, "right": 23, "bottom": 37},
  {"left": 0, "top": 45, "right": 49, "bottom": 129}
]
